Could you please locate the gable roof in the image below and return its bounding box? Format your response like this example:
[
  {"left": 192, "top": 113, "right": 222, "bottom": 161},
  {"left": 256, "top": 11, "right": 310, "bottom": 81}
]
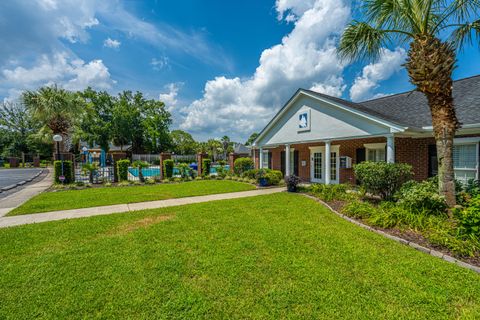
[
  {"left": 361, "top": 75, "right": 480, "bottom": 128},
  {"left": 254, "top": 75, "right": 480, "bottom": 146}
]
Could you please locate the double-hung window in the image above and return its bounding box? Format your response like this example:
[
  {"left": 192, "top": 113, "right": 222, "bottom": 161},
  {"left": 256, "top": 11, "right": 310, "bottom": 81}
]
[
  {"left": 453, "top": 142, "right": 479, "bottom": 184},
  {"left": 262, "top": 150, "right": 270, "bottom": 169},
  {"left": 364, "top": 143, "right": 386, "bottom": 162}
]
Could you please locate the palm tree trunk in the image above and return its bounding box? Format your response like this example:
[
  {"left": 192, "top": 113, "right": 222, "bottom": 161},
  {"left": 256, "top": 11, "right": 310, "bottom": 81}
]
[{"left": 405, "top": 35, "right": 459, "bottom": 207}]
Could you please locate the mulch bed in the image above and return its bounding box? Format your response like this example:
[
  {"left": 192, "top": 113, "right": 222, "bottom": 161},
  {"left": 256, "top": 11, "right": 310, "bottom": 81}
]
[{"left": 314, "top": 195, "right": 480, "bottom": 268}]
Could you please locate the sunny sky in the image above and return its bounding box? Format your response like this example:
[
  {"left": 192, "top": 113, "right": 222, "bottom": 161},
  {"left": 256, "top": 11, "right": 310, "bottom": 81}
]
[{"left": 1, "top": 0, "right": 479, "bottom": 142}]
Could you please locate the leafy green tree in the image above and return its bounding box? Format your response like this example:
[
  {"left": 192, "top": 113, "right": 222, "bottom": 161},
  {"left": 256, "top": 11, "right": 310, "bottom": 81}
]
[
  {"left": 142, "top": 98, "right": 172, "bottom": 153},
  {"left": 245, "top": 132, "right": 259, "bottom": 146},
  {"left": 22, "top": 85, "right": 83, "bottom": 152},
  {"left": 338, "top": 0, "right": 480, "bottom": 206},
  {"left": 170, "top": 130, "right": 197, "bottom": 155},
  {"left": 79, "top": 88, "right": 114, "bottom": 152},
  {"left": 111, "top": 91, "right": 140, "bottom": 152}
]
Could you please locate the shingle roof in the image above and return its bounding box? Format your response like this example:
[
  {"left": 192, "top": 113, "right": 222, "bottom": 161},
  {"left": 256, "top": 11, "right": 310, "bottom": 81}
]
[{"left": 303, "top": 75, "right": 480, "bottom": 129}]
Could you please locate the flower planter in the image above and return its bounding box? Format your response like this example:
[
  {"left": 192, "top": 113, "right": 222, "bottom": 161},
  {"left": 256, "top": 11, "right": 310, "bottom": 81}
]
[
  {"left": 287, "top": 185, "right": 297, "bottom": 192},
  {"left": 258, "top": 178, "right": 268, "bottom": 187}
]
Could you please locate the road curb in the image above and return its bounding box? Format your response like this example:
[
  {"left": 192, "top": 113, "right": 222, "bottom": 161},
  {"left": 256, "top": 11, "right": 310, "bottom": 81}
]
[
  {"left": 302, "top": 193, "right": 480, "bottom": 274},
  {"left": 0, "top": 169, "right": 44, "bottom": 194}
]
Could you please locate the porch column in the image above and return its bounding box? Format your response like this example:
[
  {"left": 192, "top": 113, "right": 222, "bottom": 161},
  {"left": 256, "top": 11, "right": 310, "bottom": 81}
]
[
  {"left": 386, "top": 135, "right": 395, "bottom": 163},
  {"left": 325, "top": 141, "right": 331, "bottom": 185},
  {"left": 259, "top": 147, "right": 264, "bottom": 169},
  {"left": 285, "top": 144, "right": 291, "bottom": 177}
]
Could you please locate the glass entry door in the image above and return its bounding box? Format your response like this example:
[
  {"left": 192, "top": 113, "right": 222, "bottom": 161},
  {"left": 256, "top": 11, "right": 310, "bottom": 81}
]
[{"left": 310, "top": 146, "right": 339, "bottom": 184}]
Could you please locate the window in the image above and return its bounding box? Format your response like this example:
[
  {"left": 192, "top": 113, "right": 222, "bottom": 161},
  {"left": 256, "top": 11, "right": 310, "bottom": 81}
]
[
  {"left": 454, "top": 144, "right": 478, "bottom": 184},
  {"left": 313, "top": 152, "right": 322, "bottom": 179},
  {"left": 262, "top": 150, "right": 270, "bottom": 169},
  {"left": 365, "top": 143, "right": 386, "bottom": 162},
  {"left": 330, "top": 152, "right": 337, "bottom": 180}
]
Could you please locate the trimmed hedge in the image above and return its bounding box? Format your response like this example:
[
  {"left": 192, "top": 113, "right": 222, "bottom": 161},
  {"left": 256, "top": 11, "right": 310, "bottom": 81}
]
[
  {"left": 234, "top": 157, "right": 254, "bottom": 175},
  {"left": 54, "top": 160, "right": 74, "bottom": 184},
  {"left": 163, "top": 159, "right": 174, "bottom": 178},
  {"left": 202, "top": 159, "right": 212, "bottom": 177},
  {"left": 354, "top": 161, "right": 412, "bottom": 200},
  {"left": 116, "top": 159, "right": 130, "bottom": 182}
]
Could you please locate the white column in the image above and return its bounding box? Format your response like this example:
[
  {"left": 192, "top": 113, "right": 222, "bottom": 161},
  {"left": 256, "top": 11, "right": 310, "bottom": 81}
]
[
  {"left": 325, "top": 141, "right": 331, "bottom": 185},
  {"left": 386, "top": 135, "right": 395, "bottom": 163},
  {"left": 285, "top": 144, "right": 291, "bottom": 177},
  {"left": 259, "top": 147, "right": 264, "bottom": 169}
]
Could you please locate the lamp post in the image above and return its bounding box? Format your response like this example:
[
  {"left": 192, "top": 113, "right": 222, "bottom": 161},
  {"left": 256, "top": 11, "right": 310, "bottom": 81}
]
[{"left": 53, "top": 135, "right": 64, "bottom": 183}]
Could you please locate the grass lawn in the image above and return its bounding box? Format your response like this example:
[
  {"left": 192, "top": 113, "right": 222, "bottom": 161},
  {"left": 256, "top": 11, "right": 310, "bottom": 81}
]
[
  {"left": 1, "top": 193, "right": 479, "bottom": 319},
  {"left": 8, "top": 180, "right": 256, "bottom": 215}
]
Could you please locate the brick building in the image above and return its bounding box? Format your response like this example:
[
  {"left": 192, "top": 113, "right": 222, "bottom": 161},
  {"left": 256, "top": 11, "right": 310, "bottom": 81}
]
[{"left": 253, "top": 76, "right": 480, "bottom": 184}]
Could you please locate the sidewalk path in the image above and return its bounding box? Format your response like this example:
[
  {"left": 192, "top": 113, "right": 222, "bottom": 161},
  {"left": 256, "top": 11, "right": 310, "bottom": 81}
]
[
  {"left": 0, "top": 187, "right": 285, "bottom": 228},
  {"left": 0, "top": 169, "right": 52, "bottom": 217}
]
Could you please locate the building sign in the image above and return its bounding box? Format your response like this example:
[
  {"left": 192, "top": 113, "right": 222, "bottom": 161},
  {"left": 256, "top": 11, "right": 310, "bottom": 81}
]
[{"left": 297, "top": 108, "right": 311, "bottom": 132}]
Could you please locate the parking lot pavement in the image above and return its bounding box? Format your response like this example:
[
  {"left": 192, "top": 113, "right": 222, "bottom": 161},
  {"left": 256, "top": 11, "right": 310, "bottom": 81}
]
[{"left": 0, "top": 168, "right": 43, "bottom": 189}]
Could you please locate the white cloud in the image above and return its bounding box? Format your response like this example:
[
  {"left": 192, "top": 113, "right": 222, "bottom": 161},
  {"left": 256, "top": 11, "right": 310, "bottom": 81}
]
[
  {"left": 103, "top": 38, "right": 121, "bottom": 49},
  {"left": 151, "top": 57, "right": 169, "bottom": 71},
  {"left": 180, "top": 0, "right": 350, "bottom": 140},
  {"left": 349, "top": 47, "right": 406, "bottom": 102},
  {"left": 159, "top": 83, "right": 181, "bottom": 110},
  {"left": 1, "top": 52, "right": 115, "bottom": 96}
]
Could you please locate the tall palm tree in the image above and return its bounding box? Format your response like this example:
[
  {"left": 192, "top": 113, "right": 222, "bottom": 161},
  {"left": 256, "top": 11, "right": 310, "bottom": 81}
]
[
  {"left": 22, "top": 85, "right": 82, "bottom": 153},
  {"left": 221, "top": 135, "right": 231, "bottom": 159},
  {"left": 339, "top": 0, "right": 480, "bottom": 206}
]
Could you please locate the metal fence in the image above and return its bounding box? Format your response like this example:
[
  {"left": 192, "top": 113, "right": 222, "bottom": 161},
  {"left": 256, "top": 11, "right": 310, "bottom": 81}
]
[
  {"left": 127, "top": 165, "right": 161, "bottom": 182},
  {"left": 74, "top": 163, "right": 115, "bottom": 183},
  {"left": 132, "top": 154, "right": 160, "bottom": 164},
  {"left": 172, "top": 154, "right": 196, "bottom": 163}
]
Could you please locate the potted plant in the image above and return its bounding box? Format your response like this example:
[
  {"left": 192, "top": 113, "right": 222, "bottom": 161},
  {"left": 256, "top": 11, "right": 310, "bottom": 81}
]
[
  {"left": 257, "top": 169, "right": 269, "bottom": 187},
  {"left": 285, "top": 175, "right": 301, "bottom": 192}
]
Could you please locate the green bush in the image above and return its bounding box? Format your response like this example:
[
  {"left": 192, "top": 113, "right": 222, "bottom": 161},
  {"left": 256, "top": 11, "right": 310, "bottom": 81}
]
[
  {"left": 242, "top": 169, "right": 258, "bottom": 180},
  {"left": 116, "top": 159, "right": 130, "bottom": 182},
  {"left": 163, "top": 159, "right": 174, "bottom": 178},
  {"left": 202, "top": 159, "right": 212, "bottom": 177},
  {"left": 396, "top": 179, "right": 448, "bottom": 215},
  {"left": 342, "top": 200, "right": 377, "bottom": 220},
  {"left": 354, "top": 161, "right": 413, "bottom": 200},
  {"left": 454, "top": 195, "right": 480, "bottom": 237},
  {"left": 311, "top": 184, "right": 350, "bottom": 202},
  {"left": 234, "top": 157, "right": 254, "bottom": 175},
  {"left": 54, "top": 160, "right": 74, "bottom": 184},
  {"left": 265, "top": 171, "right": 280, "bottom": 185}
]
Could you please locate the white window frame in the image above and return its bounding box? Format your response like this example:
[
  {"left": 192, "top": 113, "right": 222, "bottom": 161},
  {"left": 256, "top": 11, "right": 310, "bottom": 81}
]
[
  {"left": 453, "top": 141, "right": 479, "bottom": 184},
  {"left": 364, "top": 143, "right": 386, "bottom": 162},
  {"left": 262, "top": 150, "right": 270, "bottom": 169}
]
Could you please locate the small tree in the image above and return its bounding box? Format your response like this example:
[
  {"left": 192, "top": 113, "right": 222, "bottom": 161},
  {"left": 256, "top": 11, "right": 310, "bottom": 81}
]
[
  {"left": 163, "top": 159, "right": 174, "bottom": 179},
  {"left": 133, "top": 160, "right": 149, "bottom": 183},
  {"left": 202, "top": 159, "right": 212, "bottom": 177},
  {"left": 116, "top": 159, "right": 130, "bottom": 182},
  {"left": 234, "top": 157, "right": 254, "bottom": 175}
]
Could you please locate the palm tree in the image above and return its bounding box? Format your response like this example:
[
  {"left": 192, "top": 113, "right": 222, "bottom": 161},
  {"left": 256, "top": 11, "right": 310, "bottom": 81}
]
[
  {"left": 339, "top": 0, "right": 480, "bottom": 206},
  {"left": 221, "top": 135, "right": 231, "bottom": 159},
  {"left": 22, "top": 85, "right": 82, "bottom": 153}
]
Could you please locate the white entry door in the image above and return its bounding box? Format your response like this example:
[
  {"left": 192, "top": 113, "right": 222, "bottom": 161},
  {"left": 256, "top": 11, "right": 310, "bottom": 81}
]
[{"left": 309, "top": 146, "right": 339, "bottom": 184}]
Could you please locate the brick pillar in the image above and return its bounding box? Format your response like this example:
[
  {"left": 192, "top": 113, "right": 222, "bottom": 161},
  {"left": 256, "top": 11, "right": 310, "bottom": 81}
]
[
  {"left": 112, "top": 152, "right": 127, "bottom": 182},
  {"left": 196, "top": 153, "right": 208, "bottom": 176},
  {"left": 9, "top": 157, "right": 19, "bottom": 168},
  {"left": 160, "top": 152, "right": 172, "bottom": 180},
  {"left": 33, "top": 157, "right": 40, "bottom": 168},
  {"left": 228, "top": 153, "right": 240, "bottom": 173}
]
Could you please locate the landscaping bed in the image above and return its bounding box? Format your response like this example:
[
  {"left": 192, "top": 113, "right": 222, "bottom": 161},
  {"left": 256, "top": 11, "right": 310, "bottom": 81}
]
[{"left": 1, "top": 193, "right": 479, "bottom": 319}]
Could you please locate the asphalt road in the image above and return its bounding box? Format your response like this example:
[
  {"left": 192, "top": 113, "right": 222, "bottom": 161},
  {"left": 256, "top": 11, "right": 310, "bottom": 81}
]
[{"left": 0, "top": 168, "right": 43, "bottom": 188}]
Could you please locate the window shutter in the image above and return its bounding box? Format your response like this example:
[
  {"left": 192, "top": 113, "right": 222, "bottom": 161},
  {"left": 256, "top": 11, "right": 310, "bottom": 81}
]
[
  {"left": 356, "top": 148, "right": 366, "bottom": 164},
  {"left": 280, "top": 151, "right": 286, "bottom": 175},
  {"left": 268, "top": 151, "right": 272, "bottom": 169},
  {"left": 294, "top": 150, "right": 299, "bottom": 176}
]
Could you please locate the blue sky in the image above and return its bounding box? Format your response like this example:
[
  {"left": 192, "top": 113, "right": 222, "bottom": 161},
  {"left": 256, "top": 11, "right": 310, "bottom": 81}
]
[{"left": 0, "top": 0, "right": 479, "bottom": 142}]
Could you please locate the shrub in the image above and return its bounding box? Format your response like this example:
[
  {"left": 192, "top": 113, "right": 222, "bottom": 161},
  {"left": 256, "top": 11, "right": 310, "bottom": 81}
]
[
  {"left": 104, "top": 182, "right": 112, "bottom": 187},
  {"left": 145, "top": 177, "right": 156, "bottom": 185},
  {"left": 133, "top": 160, "right": 149, "bottom": 183},
  {"left": 354, "top": 161, "right": 413, "bottom": 200},
  {"left": 177, "top": 163, "right": 190, "bottom": 179},
  {"left": 311, "top": 184, "right": 350, "bottom": 202},
  {"left": 396, "top": 179, "right": 448, "bottom": 215},
  {"left": 202, "top": 159, "right": 212, "bottom": 177},
  {"left": 285, "top": 175, "right": 301, "bottom": 192},
  {"left": 216, "top": 165, "right": 228, "bottom": 178},
  {"left": 342, "top": 200, "right": 377, "bottom": 220},
  {"left": 234, "top": 157, "right": 254, "bottom": 175},
  {"left": 454, "top": 195, "right": 480, "bottom": 237},
  {"left": 54, "top": 160, "right": 74, "bottom": 184},
  {"left": 117, "top": 159, "right": 130, "bottom": 182},
  {"left": 163, "top": 159, "right": 174, "bottom": 178},
  {"left": 242, "top": 169, "right": 258, "bottom": 180}
]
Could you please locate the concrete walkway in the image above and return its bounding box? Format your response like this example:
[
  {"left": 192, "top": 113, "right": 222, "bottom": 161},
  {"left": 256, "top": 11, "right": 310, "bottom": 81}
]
[
  {"left": 0, "top": 169, "right": 53, "bottom": 217},
  {"left": 0, "top": 187, "right": 285, "bottom": 228}
]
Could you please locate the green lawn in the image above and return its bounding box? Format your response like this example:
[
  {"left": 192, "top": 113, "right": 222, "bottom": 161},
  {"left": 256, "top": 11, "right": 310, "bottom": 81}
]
[
  {"left": 9, "top": 180, "right": 256, "bottom": 215},
  {"left": 0, "top": 193, "right": 479, "bottom": 319}
]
